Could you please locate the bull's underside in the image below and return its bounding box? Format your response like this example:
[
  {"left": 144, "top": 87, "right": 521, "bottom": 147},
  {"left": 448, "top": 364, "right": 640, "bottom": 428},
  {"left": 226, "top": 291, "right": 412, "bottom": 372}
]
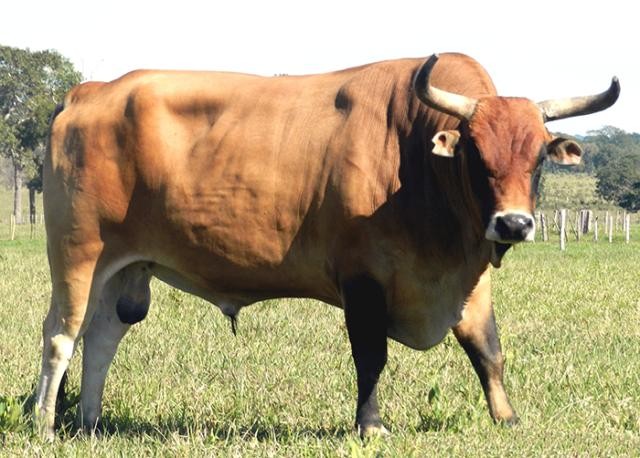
[{"left": 34, "top": 53, "right": 618, "bottom": 439}]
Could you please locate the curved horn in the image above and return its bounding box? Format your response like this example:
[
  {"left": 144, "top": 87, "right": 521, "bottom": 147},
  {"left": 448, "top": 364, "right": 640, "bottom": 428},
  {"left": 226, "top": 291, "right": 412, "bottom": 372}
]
[
  {"left": 538, "top": 77, "right": 620, "bottom": 122},
  {"left": 413, "top": 54, "right": 478, "bottom": 120}
]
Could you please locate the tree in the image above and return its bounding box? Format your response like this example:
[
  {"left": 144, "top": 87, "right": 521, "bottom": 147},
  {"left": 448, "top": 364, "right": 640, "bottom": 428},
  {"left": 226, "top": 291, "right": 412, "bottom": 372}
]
[
  {"left": 588, "top": 127, "right": 640, "bottom": 211},
  {"left": 0, "top": 45, "right": 82, "bottom": 223}
]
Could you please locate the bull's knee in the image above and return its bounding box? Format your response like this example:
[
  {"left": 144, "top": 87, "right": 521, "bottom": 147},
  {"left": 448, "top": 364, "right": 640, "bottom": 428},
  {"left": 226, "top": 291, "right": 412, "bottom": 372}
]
[{"left": 50, "top": 334, "right": 75, "bottom": 363}]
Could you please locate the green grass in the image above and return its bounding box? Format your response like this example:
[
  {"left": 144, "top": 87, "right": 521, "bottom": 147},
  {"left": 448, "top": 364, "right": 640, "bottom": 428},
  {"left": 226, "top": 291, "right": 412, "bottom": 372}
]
[
  {"left": 1, "top": 227, "right": 639, "bottom": 455},
  {"left": 1, "top": 183, "right": 639, "bottom": 455}
]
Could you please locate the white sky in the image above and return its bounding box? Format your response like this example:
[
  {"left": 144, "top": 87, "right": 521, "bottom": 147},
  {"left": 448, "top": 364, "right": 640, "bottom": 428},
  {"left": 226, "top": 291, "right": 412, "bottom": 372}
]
[{"left": 3, "top": 0, "right": 636, "bottom": 135}]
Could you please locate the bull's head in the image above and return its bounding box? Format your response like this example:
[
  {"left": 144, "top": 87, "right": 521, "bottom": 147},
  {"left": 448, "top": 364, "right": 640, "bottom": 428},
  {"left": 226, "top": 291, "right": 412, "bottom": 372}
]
[{"left": 414, "top": 54, "right": 619, "bottom": 266}]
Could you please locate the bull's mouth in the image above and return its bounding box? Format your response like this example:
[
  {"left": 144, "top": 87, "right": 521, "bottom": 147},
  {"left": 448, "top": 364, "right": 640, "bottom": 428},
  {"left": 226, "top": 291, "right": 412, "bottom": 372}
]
[{"left": 490, "top": 241, "right": 512, "bottom": 268}]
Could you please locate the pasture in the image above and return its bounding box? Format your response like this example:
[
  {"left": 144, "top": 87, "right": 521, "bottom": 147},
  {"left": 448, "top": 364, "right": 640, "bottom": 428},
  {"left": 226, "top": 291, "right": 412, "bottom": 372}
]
[{"left": 1, "top": 200, "right": 639, "bottom": 456}]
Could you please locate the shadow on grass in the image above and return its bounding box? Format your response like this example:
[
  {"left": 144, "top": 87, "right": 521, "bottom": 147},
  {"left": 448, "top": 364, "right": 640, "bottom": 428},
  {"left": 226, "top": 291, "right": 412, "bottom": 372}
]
[
  {"left": 8, "top": 383, "right": 352, "bottom": 442},
  {"left": 9, "top": 388, "right": 476, "bottom": 441},
  {"left": 99, "top": 411, "right": 352, "bottom": 442},
  {"left": 5, "top": 391, "right": 353, "bottom": 443},
  {"left": 11, "top": 382, "right": 477, "bottom": 441}
]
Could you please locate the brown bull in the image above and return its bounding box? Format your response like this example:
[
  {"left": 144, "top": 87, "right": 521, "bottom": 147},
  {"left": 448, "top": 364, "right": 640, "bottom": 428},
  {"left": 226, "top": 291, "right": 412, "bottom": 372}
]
[{"left": 35, "top": 53, "right": 619, "bottom": 439}]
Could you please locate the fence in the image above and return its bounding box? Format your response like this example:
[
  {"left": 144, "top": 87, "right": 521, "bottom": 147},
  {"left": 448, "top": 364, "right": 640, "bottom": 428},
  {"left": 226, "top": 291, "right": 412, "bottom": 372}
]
[
  {"left": 5, "top": 214, "right": 45, "bottom": 241},
  {"left": 4, "top": 210, "right": 637, "bottom": 247},
  {"left": 536, "top": 209, "right": 635, "bottom": 250}
]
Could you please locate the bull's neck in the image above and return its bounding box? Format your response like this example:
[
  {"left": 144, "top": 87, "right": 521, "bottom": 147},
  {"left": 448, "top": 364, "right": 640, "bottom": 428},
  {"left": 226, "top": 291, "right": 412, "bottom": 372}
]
[{"left": 390, "top": 105, "right": 488, "bottom": 265}]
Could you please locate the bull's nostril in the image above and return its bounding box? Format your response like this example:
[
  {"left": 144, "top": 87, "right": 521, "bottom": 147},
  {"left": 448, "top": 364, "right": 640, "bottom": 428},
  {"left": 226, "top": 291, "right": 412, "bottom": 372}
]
[
  {"left": 495, "top": 217, "right": 509, "bottom": 234},
  {"left": 492, "top": 213, "right": 534, "bottom": 242}
]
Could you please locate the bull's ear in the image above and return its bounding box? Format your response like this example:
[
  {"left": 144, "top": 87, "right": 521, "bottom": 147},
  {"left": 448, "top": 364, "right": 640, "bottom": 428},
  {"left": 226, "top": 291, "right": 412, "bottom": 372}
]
[
  {"left": 548, "top": 137, "right": 583, "bottom": 165},
  {"left": 431, "top": 130, "right": 460, "bottom": 157}
]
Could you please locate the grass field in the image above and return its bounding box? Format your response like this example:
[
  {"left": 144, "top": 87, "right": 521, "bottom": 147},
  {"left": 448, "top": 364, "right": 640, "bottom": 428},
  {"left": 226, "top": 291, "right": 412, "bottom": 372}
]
[{"left": 1, "top": 215, "right": 639, "bottom": 455}]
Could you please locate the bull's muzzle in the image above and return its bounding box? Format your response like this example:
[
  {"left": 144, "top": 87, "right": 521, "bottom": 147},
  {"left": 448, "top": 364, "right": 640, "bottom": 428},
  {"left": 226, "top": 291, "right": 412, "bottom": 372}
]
[{"left": 485, "top": 211, "right": 535, "bottom": 243}]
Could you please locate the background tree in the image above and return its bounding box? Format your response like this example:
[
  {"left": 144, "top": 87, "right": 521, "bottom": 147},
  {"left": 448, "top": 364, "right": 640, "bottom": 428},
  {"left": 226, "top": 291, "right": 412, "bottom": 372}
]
[
  {"left": 0, "top": 45, "right": 82, "bottom": 223},
  {"left": 587, "top": 126, "right": 640, "bottom": 211}
]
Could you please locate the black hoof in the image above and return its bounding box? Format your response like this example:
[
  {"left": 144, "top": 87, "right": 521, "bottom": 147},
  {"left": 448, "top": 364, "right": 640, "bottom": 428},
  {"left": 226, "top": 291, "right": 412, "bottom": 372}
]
[{"left": 357, "top": 423, "right": 390, "bottom": 439}]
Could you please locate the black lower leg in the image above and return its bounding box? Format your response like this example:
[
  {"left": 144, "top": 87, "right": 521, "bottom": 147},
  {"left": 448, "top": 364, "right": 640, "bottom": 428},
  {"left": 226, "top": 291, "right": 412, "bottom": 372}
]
[{"left": 342, "top": 275, "right": 388, "bottom": 433}]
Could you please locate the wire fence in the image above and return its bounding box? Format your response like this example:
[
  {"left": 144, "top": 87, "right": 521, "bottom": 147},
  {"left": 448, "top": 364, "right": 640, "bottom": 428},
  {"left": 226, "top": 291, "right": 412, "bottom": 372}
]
[
  {"left": 536, "top": 209, "right": 635, "bottom": 250},
  {"left": 3, "top": 210, "right": 637, "bottom": 247}
]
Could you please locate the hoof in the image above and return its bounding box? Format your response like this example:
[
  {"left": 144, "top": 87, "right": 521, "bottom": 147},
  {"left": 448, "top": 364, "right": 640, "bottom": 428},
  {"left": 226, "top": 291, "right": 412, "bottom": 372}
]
[
  {"left": 35, "top": 422, "right": 56, "bottom": 442},
  {"left": 34, "top": 409, "right": 56, "bottom": 442},
  {"left": 503, "top": 415, "right": 520, "bottom": 427},
  {"left": 41, "top": 428, "right": 56, "bottom": 442},
  {"left": 495, "top": 414, "right": 520, "bottom": 427},
  {"left": 357, "top": 423, "right": 390, "bottom": 439},
  {"left": 80, "top": 418, "right": 104, "bottom": 437}
]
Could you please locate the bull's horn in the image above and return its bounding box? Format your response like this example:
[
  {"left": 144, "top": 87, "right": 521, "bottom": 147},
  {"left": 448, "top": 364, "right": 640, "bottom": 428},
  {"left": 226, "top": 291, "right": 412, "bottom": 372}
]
[
  {"left": 538, "top": 77, "right": 620, "bottom": 122},
  {"left": 413, "top": 54, "right": 478, "bottom": 121}
]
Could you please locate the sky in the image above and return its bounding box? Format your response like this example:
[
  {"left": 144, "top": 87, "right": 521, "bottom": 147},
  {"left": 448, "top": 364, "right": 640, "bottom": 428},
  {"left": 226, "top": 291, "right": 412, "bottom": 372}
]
[{"left": 3, "top": 0, "right": 637, "bottom": 135}]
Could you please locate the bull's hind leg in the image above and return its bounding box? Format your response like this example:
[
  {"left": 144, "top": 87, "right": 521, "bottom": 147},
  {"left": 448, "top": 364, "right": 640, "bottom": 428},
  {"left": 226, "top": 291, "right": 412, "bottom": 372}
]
[
  {"left": 342, "top": 275, "right": 389, "bottom": 438},
  {"left": 35, "top": 253, "right": 101, "bottom": 440},
  {"left": 79, "top": 262, "right": 152, "bottom": 433},
  {"left": 453, "top": 269, "right": 518, "bottom": 425}
]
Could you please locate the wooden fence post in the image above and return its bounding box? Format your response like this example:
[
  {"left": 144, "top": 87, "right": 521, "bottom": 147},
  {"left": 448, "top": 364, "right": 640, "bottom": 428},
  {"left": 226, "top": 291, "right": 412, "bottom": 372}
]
[
  {"left": 594, "top": 216, "right": 599, "bottom": 242},
  {"left": 10, "top": 214, "right": 16, "bottom": 241},
  {"left": 581, "top": 210, "right": 591, "bottom": 234},
  {"left": 541, "top": 212, "right": 548, "bottom": 241},
  {"left": 560, "top": 209, "right": 567, "bottom": 251},
  {"left": 575, "top": 210, "right": 581, "bottom": 241},
  {"left": 609, "top": 215, "right": 614, "bottom": 243},
  {"left": 625, "top": 214, "right": 630, "bottom": 243}
]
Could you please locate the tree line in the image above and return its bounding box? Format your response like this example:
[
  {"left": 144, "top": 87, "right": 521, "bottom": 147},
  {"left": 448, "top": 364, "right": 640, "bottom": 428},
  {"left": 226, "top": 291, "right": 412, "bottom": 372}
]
[
  {"left": 541, "top": 127, "right": 640, "bottom": 212},
  {"left": 1, "top": 45, "right": 639, "bottom": 227}
]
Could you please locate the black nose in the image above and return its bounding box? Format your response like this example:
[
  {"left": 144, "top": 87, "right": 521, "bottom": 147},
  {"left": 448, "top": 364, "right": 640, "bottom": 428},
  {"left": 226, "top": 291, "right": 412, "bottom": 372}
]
[{"left": 494, "top": 213, "right": 534, "bottom": 242}]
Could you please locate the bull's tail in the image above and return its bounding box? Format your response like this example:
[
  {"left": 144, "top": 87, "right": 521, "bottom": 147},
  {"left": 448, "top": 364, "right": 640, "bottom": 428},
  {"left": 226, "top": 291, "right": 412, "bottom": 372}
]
[
  {"left": 229, "top": 314, "right": 238, "bottom": 336},
  {"left": 45, "top": 103, "right": 65, "bottom": 162}
]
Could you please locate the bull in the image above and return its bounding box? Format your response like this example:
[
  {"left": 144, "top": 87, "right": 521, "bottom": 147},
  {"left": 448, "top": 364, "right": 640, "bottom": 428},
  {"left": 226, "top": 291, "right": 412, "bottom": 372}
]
[{"left": 35, "top": 53, "right": 619, "bottom": 438}]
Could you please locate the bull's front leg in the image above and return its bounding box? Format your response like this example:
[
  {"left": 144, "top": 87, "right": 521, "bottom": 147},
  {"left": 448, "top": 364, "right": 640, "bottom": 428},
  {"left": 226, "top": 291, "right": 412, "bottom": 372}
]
[
  {"left": 453, "top": 268, "right": 518, "bottom": 425},
  {"left": 341, "top": 275, "right": 389, "bottom": 437}
]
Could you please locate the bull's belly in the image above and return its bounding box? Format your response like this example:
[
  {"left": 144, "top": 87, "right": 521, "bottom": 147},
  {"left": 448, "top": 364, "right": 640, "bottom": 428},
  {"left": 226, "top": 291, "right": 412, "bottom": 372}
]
[
  {"left": 154, "top": 263, "right": 465, "bottom": 351},
  {"left": 150, "top": 262, "right": 339, "bottom": 315}
]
